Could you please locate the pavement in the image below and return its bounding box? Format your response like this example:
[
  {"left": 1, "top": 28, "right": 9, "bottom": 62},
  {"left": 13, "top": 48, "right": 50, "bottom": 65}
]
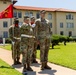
[{"left": 0, "top": 48, "right": 76, "bottom": 75}]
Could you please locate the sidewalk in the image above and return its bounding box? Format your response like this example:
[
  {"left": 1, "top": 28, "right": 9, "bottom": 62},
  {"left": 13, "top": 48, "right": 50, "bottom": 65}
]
[{"left": 0, "top": 48, "right": 76, "bottom": 75}]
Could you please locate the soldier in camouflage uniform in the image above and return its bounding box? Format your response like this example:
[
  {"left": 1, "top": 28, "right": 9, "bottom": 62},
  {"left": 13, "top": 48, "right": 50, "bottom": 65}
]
[
  {"left": 30, "top": 16, "right": 38, "bottom": 63},
  {"left": 20, "top": 16, "right": 35, "bottom": 72},
  {"left": 9, "top": 18, "right": 21, "bottom": 65},
  {"left": 35, "top": 10, "right": 51, "bottom": 70}
]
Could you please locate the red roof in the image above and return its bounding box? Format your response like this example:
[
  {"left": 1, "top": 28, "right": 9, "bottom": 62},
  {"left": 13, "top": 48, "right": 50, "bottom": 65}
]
[{"left": 13, "top": 5, "right": 76, "bottom": 13}]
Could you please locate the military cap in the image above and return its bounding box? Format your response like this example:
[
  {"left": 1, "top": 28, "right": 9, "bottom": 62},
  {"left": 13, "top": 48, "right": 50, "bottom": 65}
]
[
  {"left": 13, "top": 17, "right": 19, "bottom": 24},
  {"left": 14, "top": 17, "right": 18, "bottom": 21},
  {"left": 24, "top": 15, "right": 29, "bottom": 18},
  {"left": 40, "top": 10, "right": 46, "bottom": 14},
  {"left": 31, "top": 16, "right": 35, "bottom": 20}
]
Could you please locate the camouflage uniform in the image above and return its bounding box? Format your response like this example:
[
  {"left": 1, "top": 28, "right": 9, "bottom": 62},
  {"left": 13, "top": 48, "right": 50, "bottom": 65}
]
[
  {"left": 35, "top": 18, "right": 51, "bottom": 70},
  {"left": 32, "top": 38, "right": 37, "bottom": 62},
  {"left": 20, "top": 23, "right": 35, "bottom": 71},
  {"left": 9, "top": 25, "right": 21, "bottom": 64},
  {"left": 31, "top": 17, "right": 38, "bottom": 63}
]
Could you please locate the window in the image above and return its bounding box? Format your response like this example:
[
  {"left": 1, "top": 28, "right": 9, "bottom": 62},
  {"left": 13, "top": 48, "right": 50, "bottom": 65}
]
[
  {"left": 67, "top": 23, "right": 74, "bottom": 28},
  {"left": 49, "top": 23, "right": 52, "bottom": 28},
  {"left": 18, "top": 12, "right": 22, "bottom": 18},
  {"left": 60, "top": 31, "right": 64, "bottom": 35},
  {"left": 13, "top": 11, "right": 17, "bottom": 17},
  {"left": 30, "top": 12, "right": 33, "bottom": 17},
  {"left": 25, "top": 12, "right": 29, "bottom": 16},
  {"left": 60, "top": 23, "right": 63, "bottom": 28},
  {"left": 68, "top": 31, "right": 72, "bottom": 37},
  {"left": 66, "top": 14, "right": 73, "bottom": 20},
  {"left": 36, "top": 12, "right": 40, "bottom": 19},
  {"left": 48, "top": 13, "right": 52, "bottom": 19},
  {"left": 3, "top": 31, "right": 8, "bottom": 38},
  {"left": 3, "top": 22, "right": 8, "bottom": 28}
]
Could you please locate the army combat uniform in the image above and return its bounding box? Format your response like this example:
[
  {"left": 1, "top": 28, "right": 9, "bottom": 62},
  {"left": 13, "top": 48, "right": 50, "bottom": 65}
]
[
  {"left": 9, "top": 25, "right": 21, "bottom": 65},
  {"left": 20, "top": 23, "right": 35, "bottom": 72},
  {"left": 31, "top": 16, "right": 38, "bottom": 63},
  {"left": 35, "top": 18, "right": 51, "bottom": 70}
]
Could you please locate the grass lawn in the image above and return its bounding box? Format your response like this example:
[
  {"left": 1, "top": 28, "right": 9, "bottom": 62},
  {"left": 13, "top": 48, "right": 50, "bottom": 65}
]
[
  {"left": 37, "top": 42, "right": 76, "bottom": 70},
  {"left": 0, "top": 59, "right": 23, "bottom": 75},
  {"left": 0, "top": 42, "right": 76, "bottom": 70},
  {"left": 0, "top": 44, "right": 11, "bottom": 51}
]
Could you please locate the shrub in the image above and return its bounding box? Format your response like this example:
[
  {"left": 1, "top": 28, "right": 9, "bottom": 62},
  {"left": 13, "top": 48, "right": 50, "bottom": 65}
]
[
  {"left": 71, "top": 36, "right": 76, "bottom": 42},
  {"left": 66, "top": 36, "right": 73, "bottom": 42},
  {"left": 5, "top": 38, "right": 12, "bottom": 44},
  {"left": 51, "top": 35, "right": 60, "bottom": 49},
  {"left": 59, "top": 35, "right": 67, "bottom": 42}
]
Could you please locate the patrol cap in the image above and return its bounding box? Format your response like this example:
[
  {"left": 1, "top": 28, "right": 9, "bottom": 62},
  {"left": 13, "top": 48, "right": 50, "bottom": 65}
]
[
  {"left": 14, "top": 17, "right": 18, "bottom": 21},
  {"left": 24, "top": 15, "right": 30, "bottom": 21},
  {"left": 30, "top": 16, "right": 35, "bottom": 20},
  {"left": 24, "top": 15, "right": 30, "bottom": 19},
  {"left": 14, "top": 17, "right": 19, "bottom": 24},
  {"left": 40, "top": 10, "right": 46, "bottom": 14}
]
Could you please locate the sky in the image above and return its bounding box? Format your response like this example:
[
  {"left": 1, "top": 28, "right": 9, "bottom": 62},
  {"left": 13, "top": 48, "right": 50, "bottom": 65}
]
[{"left": 15, "top": 0, "right": 76, "bottom": 10}]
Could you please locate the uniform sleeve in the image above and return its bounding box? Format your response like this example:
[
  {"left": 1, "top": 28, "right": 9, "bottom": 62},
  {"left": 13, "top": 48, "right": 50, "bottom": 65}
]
[
  {"left": 9, "top": 27, "right": 13, "bottom": 40},
  {"left": 20, "top": 25, "right": 24, "bottom": 34},
  {"left": 48, "top": 22, "right": 51, "bottom": 36},
  {"left": 35, "top": 20, "right": 39, "bottom": 39}
]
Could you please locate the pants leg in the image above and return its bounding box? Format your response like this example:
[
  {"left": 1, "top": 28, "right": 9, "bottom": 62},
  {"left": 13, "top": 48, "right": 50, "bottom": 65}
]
[
  {"left": 16, "top": 41, "right": 21, "bottom": 59},
  {"left": 12, "top": 42, "right": 17, "bottom": 60},
  {"left": 27, "top": 39, "right": 34, "bottom": 64},
  {"left": 20, "top": 42, "right": 28, "bottom": 65},
  {"left": 40, "top": 39, "right": 46, "bottom": 62},
  {"left": 44, "top": 38, "right": 50, "bottom": 62},
  {"left": 32, "top": 42, "right": 37, "bottom": 61}
]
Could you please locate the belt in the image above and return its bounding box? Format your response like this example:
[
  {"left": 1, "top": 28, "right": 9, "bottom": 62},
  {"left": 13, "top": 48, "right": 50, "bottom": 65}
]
[
  {"left": 21, "top": 34, "right": 35, "bottom": 38},
  {"left": 14, "top": 37, "right": 21, "bottom": 40}
]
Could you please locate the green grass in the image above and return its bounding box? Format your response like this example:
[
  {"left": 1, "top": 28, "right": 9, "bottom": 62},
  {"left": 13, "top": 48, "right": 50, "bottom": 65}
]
[
  {"left": 0, "top": 59, "right": 23, "bottom": 75},
  {"left": 37, "top": 42, "right": 76, "bottom": 70},
  {"left": 0, "top": 44, "right": 11, "bottom": 51},
  {"left": 0, "top": 43, "right": 76, "bottom": 70}
]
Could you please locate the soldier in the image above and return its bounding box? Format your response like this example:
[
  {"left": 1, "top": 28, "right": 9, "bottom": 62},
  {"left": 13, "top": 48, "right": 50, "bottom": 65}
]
[
  {"left": 35, "top": 10, "right": 51, "bottom": 70},
  {"left": 20, "top": 16, "right": 35, "bottom": 72},
  {"left": 30, "top": 16, "right": 38, "bottom": 63},
  {"left": 9, "top": 18, "right": 21, "bottom": 65}
]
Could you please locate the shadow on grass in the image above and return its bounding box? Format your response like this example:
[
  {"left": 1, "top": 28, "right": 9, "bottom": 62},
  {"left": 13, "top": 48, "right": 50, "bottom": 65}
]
[
  {"left": 49, "top": 47, "right": 60, "bottom": 50},
  {"left": 0, "top": 65, "right": 14, "bottom": 69},
  {"left": 38, "top": 69, "right": 57, "bottom": 75}
]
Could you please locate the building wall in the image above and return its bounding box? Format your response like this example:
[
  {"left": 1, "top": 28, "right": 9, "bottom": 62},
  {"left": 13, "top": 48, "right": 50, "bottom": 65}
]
[
  {"left": 0, "top": 0, "right": 76, "bottom": 38},
  {"left": 56, "top": 12, "right": 76, "bottom": 36},
  {"left": 0, "top": 0, "right": 12, "bottom": 38}
]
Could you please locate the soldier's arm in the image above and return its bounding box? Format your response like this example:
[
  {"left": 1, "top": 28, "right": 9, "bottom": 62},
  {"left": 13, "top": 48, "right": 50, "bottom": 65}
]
[
  {"left": 20, "top": 25, "right": 24, "bottom": 34},
  {"left": 9, "top": 27, "right": 13, "bottom": 40},
  {"left": 35, "top": 20, "right": 39, "bottom": 39},
  {"left": 48, "top": 22, "right": 51, "bottom": 35}
]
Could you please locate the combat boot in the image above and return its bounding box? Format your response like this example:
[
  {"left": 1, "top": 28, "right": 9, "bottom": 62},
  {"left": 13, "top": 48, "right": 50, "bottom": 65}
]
[
  {"left": 13, "top": 59, "right": 17, "bottom": 65},
  {"left": 32, "top": 59, "right": 38, "bottom": 63},
  {"left": 44, "top": 61, "right": 51, "bottom": 69},
  {"left": 23, "top": 64, "right": 27, "bottom": 72},
  {"left": 17, "top": 57, "right": 21, "bottom": 64},
  {"left": 41, "top": 62, "right": 45, "bottom": 70},
  {"left": 27, "top": 63, "right": 33, "bottom": 71}
]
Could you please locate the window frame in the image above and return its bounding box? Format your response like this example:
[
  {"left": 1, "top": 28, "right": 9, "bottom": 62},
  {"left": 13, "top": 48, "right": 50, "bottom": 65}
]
[
  {"left": 48, "top": 13, "right": 52, "bottom": 20},
  {"left": 3, "top": 31, "right": 8, "bottom": 38},
  {"left": 18, "top": 11, "right": 22, "bottom": 18},
  {"left": 3, "top": 21, "right": 8, "bottom": 28}
]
